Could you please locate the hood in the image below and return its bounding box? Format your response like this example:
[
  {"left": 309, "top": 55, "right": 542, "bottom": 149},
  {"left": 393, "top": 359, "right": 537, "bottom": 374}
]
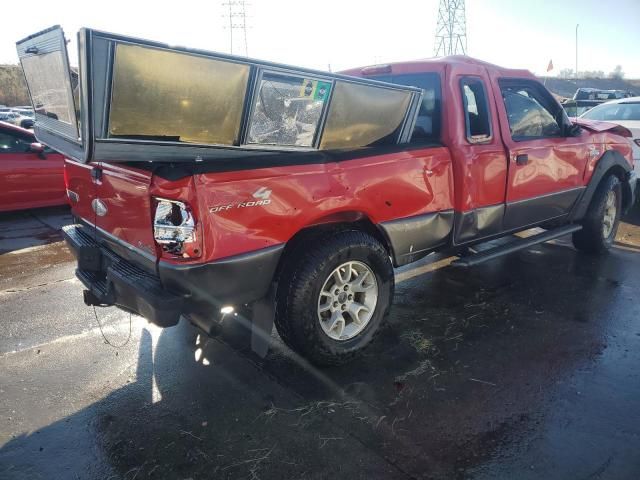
[
  {"left": 609, "top": 120, "right": 640, "bottom": 137},
  {"left": 574, "top": 118, "right": 633, "bottom": 138}
]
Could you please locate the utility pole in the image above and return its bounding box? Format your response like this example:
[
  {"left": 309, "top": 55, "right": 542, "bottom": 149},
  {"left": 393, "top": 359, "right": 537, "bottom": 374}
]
[
  {"left": 575, "top": 23, "right": 579, "bottom": 83},
  {"left": 434, "top": 0, "right": 467, "bottom": 57},
  {"left": 222, "top": 1, "right": 250, "bottom": 56}
]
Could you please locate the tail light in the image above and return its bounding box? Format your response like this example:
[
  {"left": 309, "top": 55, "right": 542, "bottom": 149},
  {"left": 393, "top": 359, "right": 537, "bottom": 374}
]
[{"left": 153, "top": 198, "right": 201, "bottom": 259}]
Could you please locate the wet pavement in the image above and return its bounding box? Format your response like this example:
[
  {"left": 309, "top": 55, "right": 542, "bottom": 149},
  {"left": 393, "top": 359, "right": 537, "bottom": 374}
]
[{"left": 1, "top": 205, "right": 640, "bottom": 479}]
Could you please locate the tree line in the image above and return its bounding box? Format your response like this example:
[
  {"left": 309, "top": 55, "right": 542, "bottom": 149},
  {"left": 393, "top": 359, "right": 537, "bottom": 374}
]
[
  {"left": 558, "top": 65, "right": 625, "bottom": 80},
  {"left": 0, "top": 65, "right": 29, "bottom": 106}
]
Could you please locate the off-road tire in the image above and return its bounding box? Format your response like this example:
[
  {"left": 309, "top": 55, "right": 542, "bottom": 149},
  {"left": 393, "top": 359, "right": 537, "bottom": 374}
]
[
  {"left": 275, "top": 230, "right": 394, "bottom": 366},
  {"left": 572, "top": 174, "right": 621, "bottom": 253}
]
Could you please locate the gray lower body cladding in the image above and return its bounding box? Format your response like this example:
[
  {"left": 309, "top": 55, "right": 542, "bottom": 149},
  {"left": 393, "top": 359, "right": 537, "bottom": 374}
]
[
  {"left": 379, "top": 210, "right": 454, "bottom": 266},
  {"left": 503, "top": 188, "right": 584, "bottom": 230}
]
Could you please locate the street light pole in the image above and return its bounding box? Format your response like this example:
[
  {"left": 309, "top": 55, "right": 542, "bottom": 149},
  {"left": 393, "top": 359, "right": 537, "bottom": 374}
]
[{"left": 575, "top": 23, "right": 579, "bottom": 83}]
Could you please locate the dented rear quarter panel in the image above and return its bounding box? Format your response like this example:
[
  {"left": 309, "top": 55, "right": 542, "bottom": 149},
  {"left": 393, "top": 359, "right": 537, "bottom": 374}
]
[{"left": 157, "top": 147, "right": 455, "bottom": 262}]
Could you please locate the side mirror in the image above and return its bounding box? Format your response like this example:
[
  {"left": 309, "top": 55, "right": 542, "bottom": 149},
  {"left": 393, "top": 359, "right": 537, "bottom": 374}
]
[
  {"left": 29, "top": 142, "right": 46, "bottom": 158},
  {"left": 565, "top": 122, "right": 582, "bottom": 137}
]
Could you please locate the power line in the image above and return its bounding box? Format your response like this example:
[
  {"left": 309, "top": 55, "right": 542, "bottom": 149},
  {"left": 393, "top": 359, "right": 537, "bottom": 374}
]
[
  {"left": 221, "top": 0, "right": 250, "bottom": 56},
  {"left": 434, "top": 0, "right": 467, "bottom": 57}
]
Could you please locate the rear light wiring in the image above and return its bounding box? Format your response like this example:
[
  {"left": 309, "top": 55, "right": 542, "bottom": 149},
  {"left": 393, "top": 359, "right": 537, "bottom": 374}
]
[{"left": 153, "top": 198, "right": 201, "bottom": 259}]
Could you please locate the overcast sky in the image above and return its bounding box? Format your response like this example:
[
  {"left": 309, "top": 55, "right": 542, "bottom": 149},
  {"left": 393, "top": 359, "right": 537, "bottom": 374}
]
[{"left": 2, "top": 0, "right": 639, "bottom": 77}]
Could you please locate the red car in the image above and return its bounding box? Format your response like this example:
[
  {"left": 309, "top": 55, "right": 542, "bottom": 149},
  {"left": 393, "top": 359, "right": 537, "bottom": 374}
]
[
  {"left": 18, "top": 27, "right": 637, "bottom": 365},
  {"left": 0, "top": 121, "right": 66, "bottom": 212}
]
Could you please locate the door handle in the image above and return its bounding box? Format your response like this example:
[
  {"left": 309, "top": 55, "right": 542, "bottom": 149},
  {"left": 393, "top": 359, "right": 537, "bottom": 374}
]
[{"left": 515, "top": 154, "right": 529, "bottom": 166}]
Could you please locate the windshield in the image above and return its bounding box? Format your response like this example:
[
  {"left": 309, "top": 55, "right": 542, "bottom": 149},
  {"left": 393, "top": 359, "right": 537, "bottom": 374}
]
[
  {"left": 581, "top": 102, "right": 640, "bottom": 121},
  {"left": 366, "top": 73, "right": 441, "bottom": 142}
]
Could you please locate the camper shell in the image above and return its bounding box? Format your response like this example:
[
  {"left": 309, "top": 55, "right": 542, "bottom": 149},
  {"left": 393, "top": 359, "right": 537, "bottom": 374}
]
[{"left": 17, "top": 26, "right": 423, "bottom": 166}]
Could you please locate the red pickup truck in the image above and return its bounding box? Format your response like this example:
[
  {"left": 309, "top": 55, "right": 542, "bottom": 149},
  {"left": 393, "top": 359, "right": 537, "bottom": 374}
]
[{"left": 18, "top": 27, "right": 636, "bottom": 365}]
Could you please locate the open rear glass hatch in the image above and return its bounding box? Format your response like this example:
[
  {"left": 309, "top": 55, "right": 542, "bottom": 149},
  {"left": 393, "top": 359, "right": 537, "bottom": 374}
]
[{"left": 17, "top": 26, "right": 423, "bottom": 164}]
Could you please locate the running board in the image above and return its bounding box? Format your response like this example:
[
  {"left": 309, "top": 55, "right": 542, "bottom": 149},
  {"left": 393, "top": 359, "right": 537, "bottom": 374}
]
[{"left": 451, "top": 224, "right": 582, "bottom": 268}]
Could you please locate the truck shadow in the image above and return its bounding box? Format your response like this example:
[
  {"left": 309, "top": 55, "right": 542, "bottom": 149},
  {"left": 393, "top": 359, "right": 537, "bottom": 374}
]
[
  {"left": 621, "top": 199, "right": 640, "bottom": 227},
  {"left": 0, "top": 239, "right": 635, "bottom": 480}
]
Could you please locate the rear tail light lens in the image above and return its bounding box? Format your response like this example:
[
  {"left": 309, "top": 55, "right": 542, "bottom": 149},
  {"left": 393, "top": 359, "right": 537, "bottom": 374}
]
[{"left": 153, "top": 198, "right": 201, "bottom": 258}]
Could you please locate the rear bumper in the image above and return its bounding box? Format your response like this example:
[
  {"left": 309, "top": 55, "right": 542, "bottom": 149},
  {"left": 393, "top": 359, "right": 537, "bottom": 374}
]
[
  {"left": 63, "top": 224, "right": 183, "bottom": 327},
  {"left": 62, "top": 223, "right": 284, "bottom": 327}
]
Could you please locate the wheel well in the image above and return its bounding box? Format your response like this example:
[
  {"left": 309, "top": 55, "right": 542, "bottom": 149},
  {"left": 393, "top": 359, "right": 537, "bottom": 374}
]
[
  {"left": 272, "top": 215, "right": 393, "bottom": 285},
  {"left": 605, "top": 165, "right": 632, "bottom": 210}
]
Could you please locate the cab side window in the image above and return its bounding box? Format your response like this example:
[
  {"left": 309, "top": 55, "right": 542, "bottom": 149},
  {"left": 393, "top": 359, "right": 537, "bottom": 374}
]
[
  {"left": 0, "top": 131, "right": 31, "bottom": 154},
  {"left": 460, "top": 77, "right": 492, "bottom": 143},
  {"left": 500, "top": 81, "right": 562, "bottom": 140}
]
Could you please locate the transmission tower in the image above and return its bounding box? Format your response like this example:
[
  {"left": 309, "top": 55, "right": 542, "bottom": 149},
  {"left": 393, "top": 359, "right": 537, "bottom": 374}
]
[
  {"left": 433, "top": 0, "right": 467, "bottom": 57},
  {"left": 222, "top": 0, "right": 249, "bottom": 56}
]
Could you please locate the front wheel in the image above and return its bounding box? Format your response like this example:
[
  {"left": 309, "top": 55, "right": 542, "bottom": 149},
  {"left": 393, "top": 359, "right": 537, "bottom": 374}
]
[
  {"left": 275, "top": 230, "right": 394, "bottom": 366},
  {"left": 572, "top": 174, "right": 621, "bottom": 253}
]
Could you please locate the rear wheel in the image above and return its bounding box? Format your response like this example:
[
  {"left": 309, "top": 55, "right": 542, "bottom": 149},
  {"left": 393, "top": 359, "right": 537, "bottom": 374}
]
[
  {"left": 572, "top": 174, "right": 621, "bottom": 253},
  {"left": 275, "top": 230, "right": 394, "bottom": 366}
]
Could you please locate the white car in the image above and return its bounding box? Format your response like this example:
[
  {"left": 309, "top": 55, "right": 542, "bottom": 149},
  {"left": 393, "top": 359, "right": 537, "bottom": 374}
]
[{"left": 580, "top": 97, "right": 640, "bottom": 182}]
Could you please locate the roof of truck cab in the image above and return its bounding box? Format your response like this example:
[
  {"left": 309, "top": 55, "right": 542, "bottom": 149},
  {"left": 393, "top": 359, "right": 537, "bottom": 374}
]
[{"left": 340, "top": 55, "right": 536, "bottom": 80}]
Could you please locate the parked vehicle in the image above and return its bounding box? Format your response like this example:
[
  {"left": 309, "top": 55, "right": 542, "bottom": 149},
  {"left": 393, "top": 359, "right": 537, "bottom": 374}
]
[
  {"left": 563, "top": 88, "right": 636, "bottom": 117},
  {"left": 18, "top": 117, "right": 34, "bottom": 129},
  {"left": 581, "top": 97, "right": 640, "bottom": 184},
  {"left": 0, "top": 110, "right": 31, "bottom": 128},
  {"left": 0, "top": 121, "right": 66, "bottom": 212},
  {"left": 574, "top": 88, "right": 632, "bottom": 101},
  {"left": 0, "top": 111, "right": 22, "bottom": 124},
  {"left": 12, "top": 108, "right": 35, "bottom": 118},
  {"left": 17, "top": 27, "right": 637, "bottom": 365}
]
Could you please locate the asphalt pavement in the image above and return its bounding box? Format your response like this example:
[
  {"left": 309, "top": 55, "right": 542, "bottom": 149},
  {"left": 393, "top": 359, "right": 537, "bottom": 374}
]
[{"left": 1, "top": 205, "right": 640, "bottom": 479}]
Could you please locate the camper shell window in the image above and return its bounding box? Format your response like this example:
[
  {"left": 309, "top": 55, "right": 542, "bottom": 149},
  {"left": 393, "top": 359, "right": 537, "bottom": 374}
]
[
  {"left": 247, "top": 73, "right": 331, "bottom": 148},
  {"left": 108, "top": 44, "right": 250, "bottom": 146}
]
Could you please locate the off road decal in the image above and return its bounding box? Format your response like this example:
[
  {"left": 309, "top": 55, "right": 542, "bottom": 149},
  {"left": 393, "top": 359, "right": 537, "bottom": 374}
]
[{"left": 209, "top": 187, "right": 272, "bottom": 214}]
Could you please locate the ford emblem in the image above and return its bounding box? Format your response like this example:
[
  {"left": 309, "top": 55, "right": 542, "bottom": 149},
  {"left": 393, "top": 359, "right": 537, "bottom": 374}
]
[{"left": 91, "top": 198, "right": 108, "bottom": 217}]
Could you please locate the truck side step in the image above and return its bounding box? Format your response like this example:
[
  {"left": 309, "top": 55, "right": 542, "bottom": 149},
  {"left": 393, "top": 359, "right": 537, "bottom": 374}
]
[{"left": 451, "top": 224, "right": 582, "bottom": 268}]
